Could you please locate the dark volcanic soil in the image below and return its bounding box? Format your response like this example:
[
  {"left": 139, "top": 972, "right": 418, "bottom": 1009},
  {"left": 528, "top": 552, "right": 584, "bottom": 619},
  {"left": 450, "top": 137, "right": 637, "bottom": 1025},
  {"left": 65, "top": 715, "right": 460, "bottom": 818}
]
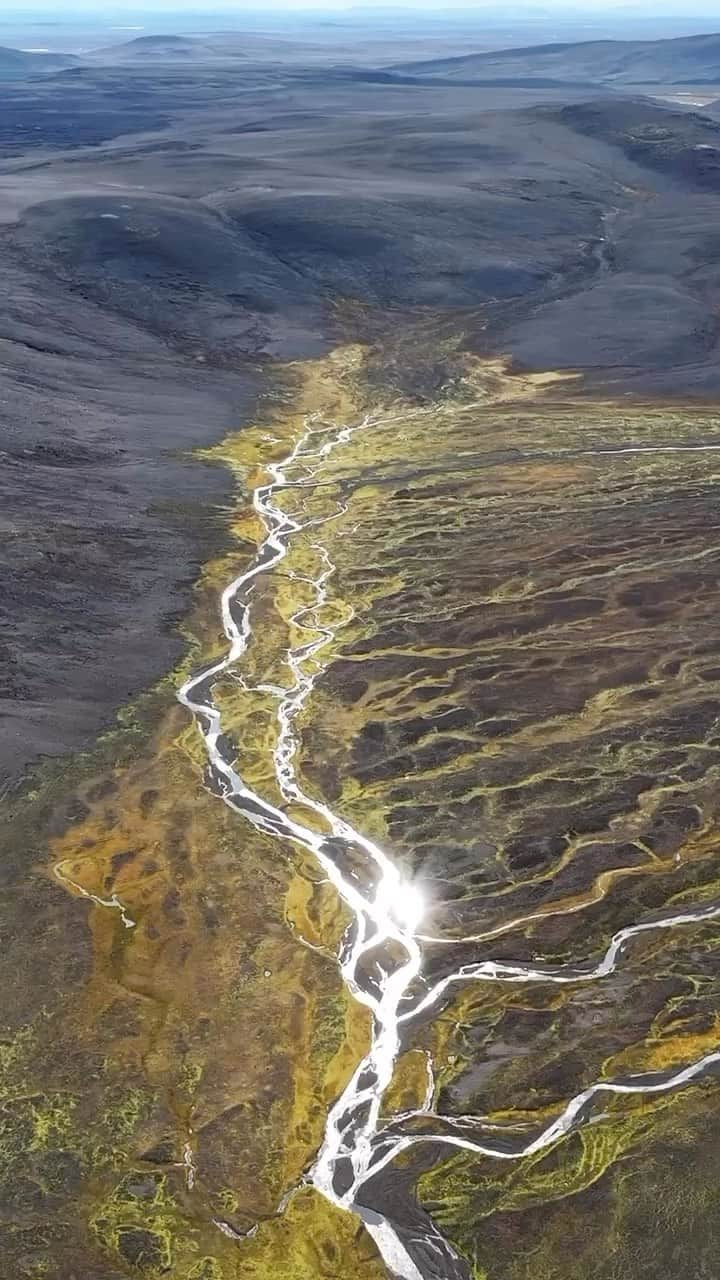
[
  {"left": 0, "top": 263, "right": 260, "bottom": 779},
  {"left": 6, "top": 35, "right": 720, "bottom": 783}
]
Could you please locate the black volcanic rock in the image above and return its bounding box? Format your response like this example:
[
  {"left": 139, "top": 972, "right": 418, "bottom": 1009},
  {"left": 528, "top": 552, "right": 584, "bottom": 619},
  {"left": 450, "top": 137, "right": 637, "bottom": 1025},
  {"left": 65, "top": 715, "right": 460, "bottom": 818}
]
[{"left": 548, "top": 98, "right": 720, "bottom": 189}]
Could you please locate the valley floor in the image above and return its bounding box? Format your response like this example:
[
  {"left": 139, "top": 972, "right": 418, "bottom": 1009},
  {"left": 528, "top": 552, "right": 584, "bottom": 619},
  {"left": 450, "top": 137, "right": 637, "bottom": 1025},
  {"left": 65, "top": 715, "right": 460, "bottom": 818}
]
[{"left": 5, "top": 344, "right": 720, "bottom": 1279}]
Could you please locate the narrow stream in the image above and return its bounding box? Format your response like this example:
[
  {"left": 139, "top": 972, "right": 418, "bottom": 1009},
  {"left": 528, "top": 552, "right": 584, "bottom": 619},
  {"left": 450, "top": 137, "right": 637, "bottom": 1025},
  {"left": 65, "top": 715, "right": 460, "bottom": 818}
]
[{"left": 178, "top": 410, "right": 720, "bottom": 1280}]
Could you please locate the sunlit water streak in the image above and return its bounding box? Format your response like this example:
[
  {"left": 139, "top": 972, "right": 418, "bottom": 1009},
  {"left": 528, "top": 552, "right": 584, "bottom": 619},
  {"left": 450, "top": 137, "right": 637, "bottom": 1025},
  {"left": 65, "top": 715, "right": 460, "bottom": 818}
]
[
  {"left": 54, "top": 859, "right": 136, "bottom": 929},
  {"left": 178, "top": 411, "right": 720, "bottom": 1280}
]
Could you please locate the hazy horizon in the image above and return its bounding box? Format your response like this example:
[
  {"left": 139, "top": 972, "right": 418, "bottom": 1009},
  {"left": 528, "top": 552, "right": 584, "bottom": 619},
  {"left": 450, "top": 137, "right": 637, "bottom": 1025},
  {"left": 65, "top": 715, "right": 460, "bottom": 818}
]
[
  {"left": 4, "top": 0, "right": 720, "bottom": 60},
  {"left": 6, "top": 0, "right": 720, "bottom": 15}
]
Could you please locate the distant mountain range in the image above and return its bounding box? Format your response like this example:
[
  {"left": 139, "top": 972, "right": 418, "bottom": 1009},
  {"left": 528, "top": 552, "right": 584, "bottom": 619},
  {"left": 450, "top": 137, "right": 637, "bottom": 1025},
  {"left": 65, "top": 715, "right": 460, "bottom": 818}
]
[
  {"left": 4, "top": 28, "right": 720, "bottom": 88},
  {"left": 87, "top": 34, "right": 248, "bottom": 63},
  {"left": 394, "top": 31, "right": 720, "bottom": 85}
]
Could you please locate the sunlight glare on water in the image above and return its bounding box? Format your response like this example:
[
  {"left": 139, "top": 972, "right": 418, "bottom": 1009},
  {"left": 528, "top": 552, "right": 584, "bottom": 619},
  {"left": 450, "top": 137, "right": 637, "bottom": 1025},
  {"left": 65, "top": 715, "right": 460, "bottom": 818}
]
[{"left": 393, "top": 882, "right": 425, "bottom": 935}]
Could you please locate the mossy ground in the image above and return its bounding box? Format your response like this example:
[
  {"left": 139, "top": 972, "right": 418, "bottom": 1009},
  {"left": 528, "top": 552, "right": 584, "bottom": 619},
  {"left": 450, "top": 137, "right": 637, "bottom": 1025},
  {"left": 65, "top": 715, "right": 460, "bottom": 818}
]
[
  {"left": 0, "top": 347, "right": 384, "bottom": 1279},
  {"left": 291, "top": 353, "right": 720, "bottom": 1277},
  {"left": 4, "top": 341, "right": 720, "bottom": 1277}
]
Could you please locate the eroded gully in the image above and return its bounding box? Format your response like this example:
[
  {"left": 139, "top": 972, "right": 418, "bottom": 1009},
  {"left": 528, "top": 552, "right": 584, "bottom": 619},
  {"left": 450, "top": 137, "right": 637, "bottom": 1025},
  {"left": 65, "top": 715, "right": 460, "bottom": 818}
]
[{"left": 177, "top": 410, "right": 720, "bottom": 1280}]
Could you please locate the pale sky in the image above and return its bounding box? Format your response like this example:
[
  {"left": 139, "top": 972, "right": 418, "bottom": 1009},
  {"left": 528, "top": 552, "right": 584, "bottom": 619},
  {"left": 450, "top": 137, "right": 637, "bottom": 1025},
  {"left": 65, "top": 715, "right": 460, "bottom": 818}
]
[
  {"left": 4, "top": 0, "right": 720, "bottom": 25},
  {"left": 7, "top": 0, "right": 720, "bottom": 10}
]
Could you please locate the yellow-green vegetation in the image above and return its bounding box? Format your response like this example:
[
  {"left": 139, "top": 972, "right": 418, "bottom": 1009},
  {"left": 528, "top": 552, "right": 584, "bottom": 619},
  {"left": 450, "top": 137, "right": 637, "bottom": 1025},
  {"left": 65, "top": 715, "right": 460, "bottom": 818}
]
[
  {"left": 4, "top": 338, "right": 720, "bottom": 1279},
  {"left": 287, "top": 353, "right": 720, "bottom": 1277},
  {"left": 0, "top": 347, "right": 386, "bottom": 1279}
]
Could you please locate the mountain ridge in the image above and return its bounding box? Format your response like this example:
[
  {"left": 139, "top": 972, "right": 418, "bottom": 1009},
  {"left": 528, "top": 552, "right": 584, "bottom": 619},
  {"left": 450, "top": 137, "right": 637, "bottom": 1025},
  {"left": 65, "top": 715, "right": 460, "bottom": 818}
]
[{"left": 392, "top": 30, "right": 720, "bottom": 84}]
